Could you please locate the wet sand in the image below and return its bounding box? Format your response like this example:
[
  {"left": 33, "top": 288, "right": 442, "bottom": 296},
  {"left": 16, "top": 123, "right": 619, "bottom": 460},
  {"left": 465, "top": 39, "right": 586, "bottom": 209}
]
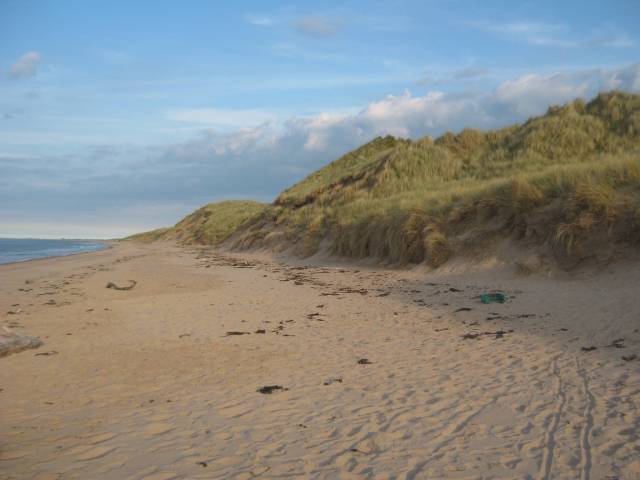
[{"left": 1, "top": 242, "right": 639, "bottom": 479}]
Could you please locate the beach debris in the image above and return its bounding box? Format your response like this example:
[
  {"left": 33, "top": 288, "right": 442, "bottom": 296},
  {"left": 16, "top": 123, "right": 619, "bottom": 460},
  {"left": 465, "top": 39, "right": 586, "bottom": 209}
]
[
  {"left": 622, "top": 354, "right": 638, "bottom": 361},
  {"left": 178, "top": 333, "right": 191, "bottom": 338},
  {"left": 106, "top": 280, "right": 137, "bottom": 291},
  {"left": 492, "top": 330, "right": 510, "bottom": 339},
  {"left": 255, "top": 329, "right": 266, "bottom": 334},
  {"left": 6, "top": 308, "right": 22, "bottom": 315},
  {"left": 449, "top": 287, "right": 463, "bottom": 292},
  {"left": 339, "top": 287, "right": 369, "bottom": 295},
  {"left": 257, "top": 385, "right": 288, "bottom": 394},
  {"left": 462, "top": 330, "right": 514, "bottom": 340},
  {"left": 607, "top": 338, "right": 625, "bottom": 349},
  {"left": 224, "top": 331, "right": 250, "bottom": 336},
  {"left": 250, "top": 466, "right": 271, "bottom": 477},
  {"left": 35, "top": 350, "right": 58, "bottom": 356},
  {"left": 480, "top": 293, "right": 507, "bottom": 304},
  {"left": 196, "top": 461, "right": 208, "bottom": 467},
  {"left": 453, "top": 307, "right": 472, "bottom": 313},
  {"left": 0, "top": 328, "right": 43, "bottom": 358},
  {"left": 357, "top": 358, "right": 372, "bottom": 365},
  {"left": 323, "top": 378, "right": 343, "bottom": 385},
  {"left": 581, "top": 346, "right": 597, "bottom": 352}
]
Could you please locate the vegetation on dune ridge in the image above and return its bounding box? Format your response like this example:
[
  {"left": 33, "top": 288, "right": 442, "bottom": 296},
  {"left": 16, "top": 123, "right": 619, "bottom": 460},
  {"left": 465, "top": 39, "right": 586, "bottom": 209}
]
[
  {"left": 232, "top": 91, "right": 640, "bottom": 267},
  {"left": 125, "top": 227, "right": 173, "bottom": 243},
  {"left": 131, "top": 91, "right": 640, "bottom": 269},
  {"left": 127, "top": 200, "right": 267, "bottom": 246}
]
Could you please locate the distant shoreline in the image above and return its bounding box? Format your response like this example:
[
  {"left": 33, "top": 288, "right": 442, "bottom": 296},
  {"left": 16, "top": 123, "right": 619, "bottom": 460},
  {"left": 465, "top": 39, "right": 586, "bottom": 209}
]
[{"left": 0, "top": 239, "right": 115, "bottom": 267}]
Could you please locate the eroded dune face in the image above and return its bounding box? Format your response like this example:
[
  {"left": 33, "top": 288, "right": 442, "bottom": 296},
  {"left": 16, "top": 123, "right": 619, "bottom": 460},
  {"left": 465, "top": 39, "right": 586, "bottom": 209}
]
[{"left": 0, "top": 328, "right": 43, "bottom": 358}]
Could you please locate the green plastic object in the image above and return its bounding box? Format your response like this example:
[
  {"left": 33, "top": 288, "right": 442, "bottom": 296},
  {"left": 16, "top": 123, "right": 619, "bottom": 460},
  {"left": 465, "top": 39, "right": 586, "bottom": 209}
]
[{"left": 480, "top": 292, "right": 507, "bottom": 304}]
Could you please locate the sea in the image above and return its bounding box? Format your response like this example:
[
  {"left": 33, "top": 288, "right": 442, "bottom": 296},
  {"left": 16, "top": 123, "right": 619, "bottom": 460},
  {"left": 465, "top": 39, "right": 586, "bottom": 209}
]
[{"left": 0, "top": 238, "right": 110, "bottom": 265}]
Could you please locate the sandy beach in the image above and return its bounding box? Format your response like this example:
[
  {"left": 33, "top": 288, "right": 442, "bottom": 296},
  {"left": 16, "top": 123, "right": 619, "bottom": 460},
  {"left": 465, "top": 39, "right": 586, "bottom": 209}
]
[{"left": 1, "top": 242, "right": 639, "bottom": 479}]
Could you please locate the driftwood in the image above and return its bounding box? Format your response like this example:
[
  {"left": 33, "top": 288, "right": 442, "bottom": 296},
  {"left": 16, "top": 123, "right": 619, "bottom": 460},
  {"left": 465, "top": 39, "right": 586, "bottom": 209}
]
[{"left": 106, "top": 280, "right": 137, "bottom": 291}]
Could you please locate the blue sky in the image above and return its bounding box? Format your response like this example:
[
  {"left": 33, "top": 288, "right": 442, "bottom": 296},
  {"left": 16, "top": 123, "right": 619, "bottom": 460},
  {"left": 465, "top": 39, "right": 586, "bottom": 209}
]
[{"left": 1, "top": 0, "right": 639, "bottom": 237}]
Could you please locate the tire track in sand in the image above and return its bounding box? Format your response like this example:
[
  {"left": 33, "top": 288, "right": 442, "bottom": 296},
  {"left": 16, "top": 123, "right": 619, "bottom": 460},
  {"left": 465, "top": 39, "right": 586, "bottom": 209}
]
[
  {"left": 538, "top": 355, "right": 566, "bottom": 480},
  {"left": 575, "top": 357, "right": 595, "bottom": 480}
]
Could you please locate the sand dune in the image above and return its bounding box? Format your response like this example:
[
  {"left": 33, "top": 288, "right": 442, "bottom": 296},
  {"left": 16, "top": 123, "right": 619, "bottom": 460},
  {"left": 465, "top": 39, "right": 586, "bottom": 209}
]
[{"left": 1, "top": 242, "right": 639, "bottom": 479}]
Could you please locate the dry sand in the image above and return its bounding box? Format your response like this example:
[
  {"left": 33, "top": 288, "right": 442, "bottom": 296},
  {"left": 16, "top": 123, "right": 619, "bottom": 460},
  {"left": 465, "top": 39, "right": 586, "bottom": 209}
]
[{"left": 1, "top": 242, "right": 639, "bottom": 479}]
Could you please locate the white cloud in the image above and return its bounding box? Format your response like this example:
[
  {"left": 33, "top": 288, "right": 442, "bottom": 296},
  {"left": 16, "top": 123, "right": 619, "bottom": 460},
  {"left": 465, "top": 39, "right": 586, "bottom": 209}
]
[
  {"left": 172, "top": 63, "right": 640, "bottom": 161},
  {"left": 7, "top": 51, "right": 42, "bottom": 79},
  {"left": 494, "top": 73, "right": 591, "bottom": 117}
]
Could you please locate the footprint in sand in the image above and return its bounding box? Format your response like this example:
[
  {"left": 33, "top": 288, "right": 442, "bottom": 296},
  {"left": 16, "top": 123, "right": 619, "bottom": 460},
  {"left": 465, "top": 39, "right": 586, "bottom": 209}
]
[
  {"left": 140, "top": 472, "right": 181, "bottom": 480},
  {"left": 32, "top": 474, "right": 63, "bottom": 480},
  {"left": 0, "top": 449, "right": 29, "bottom": 461},
  {"left": 143, "top": 423, "right": 175, "bottom": 436},
  {"left": 82, "top": 432, "right": 118, "bottom": 445},
  {"left": 75, "top": 445, "right": 117, "bottom": 461}
]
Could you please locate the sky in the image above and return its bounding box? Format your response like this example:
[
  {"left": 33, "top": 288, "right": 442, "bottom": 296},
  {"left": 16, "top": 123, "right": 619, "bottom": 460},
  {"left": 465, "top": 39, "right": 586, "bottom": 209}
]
[{"left": 1, "top": 0, "right": 639, "bottom": 238}]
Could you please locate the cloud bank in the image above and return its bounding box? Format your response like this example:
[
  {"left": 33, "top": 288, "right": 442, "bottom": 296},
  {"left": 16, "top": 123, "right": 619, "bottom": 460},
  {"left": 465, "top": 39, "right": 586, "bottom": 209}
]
[{"left": 1, "top": 63, "right": 639, "bottom": 236}]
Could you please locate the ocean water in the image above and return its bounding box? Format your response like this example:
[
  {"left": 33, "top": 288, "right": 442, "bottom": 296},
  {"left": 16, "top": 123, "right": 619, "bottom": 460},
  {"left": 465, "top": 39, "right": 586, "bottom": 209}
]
[{"left": 0, "top": 238, "right": 109, "bottom": 265}]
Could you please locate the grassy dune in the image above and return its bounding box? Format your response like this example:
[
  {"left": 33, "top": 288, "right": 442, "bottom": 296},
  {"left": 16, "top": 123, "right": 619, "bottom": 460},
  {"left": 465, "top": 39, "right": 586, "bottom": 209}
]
[
  {"left": 131, "top": 91, "right": 640, "bottom": 268},
  {"left": 127, "top": 200, "right": 266, "bottom": 246},
  {"left": 234, "top": 91, "right": 640, "bottom": 266}
]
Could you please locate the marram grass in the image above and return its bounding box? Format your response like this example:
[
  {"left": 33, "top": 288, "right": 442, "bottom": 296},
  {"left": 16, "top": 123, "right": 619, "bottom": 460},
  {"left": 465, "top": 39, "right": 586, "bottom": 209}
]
[
  {"left": 131, "top": 91, "right": 640, "bottom": 267},
  {"left": 127, "top": 200, "right": 267, "bottom": 246}
]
